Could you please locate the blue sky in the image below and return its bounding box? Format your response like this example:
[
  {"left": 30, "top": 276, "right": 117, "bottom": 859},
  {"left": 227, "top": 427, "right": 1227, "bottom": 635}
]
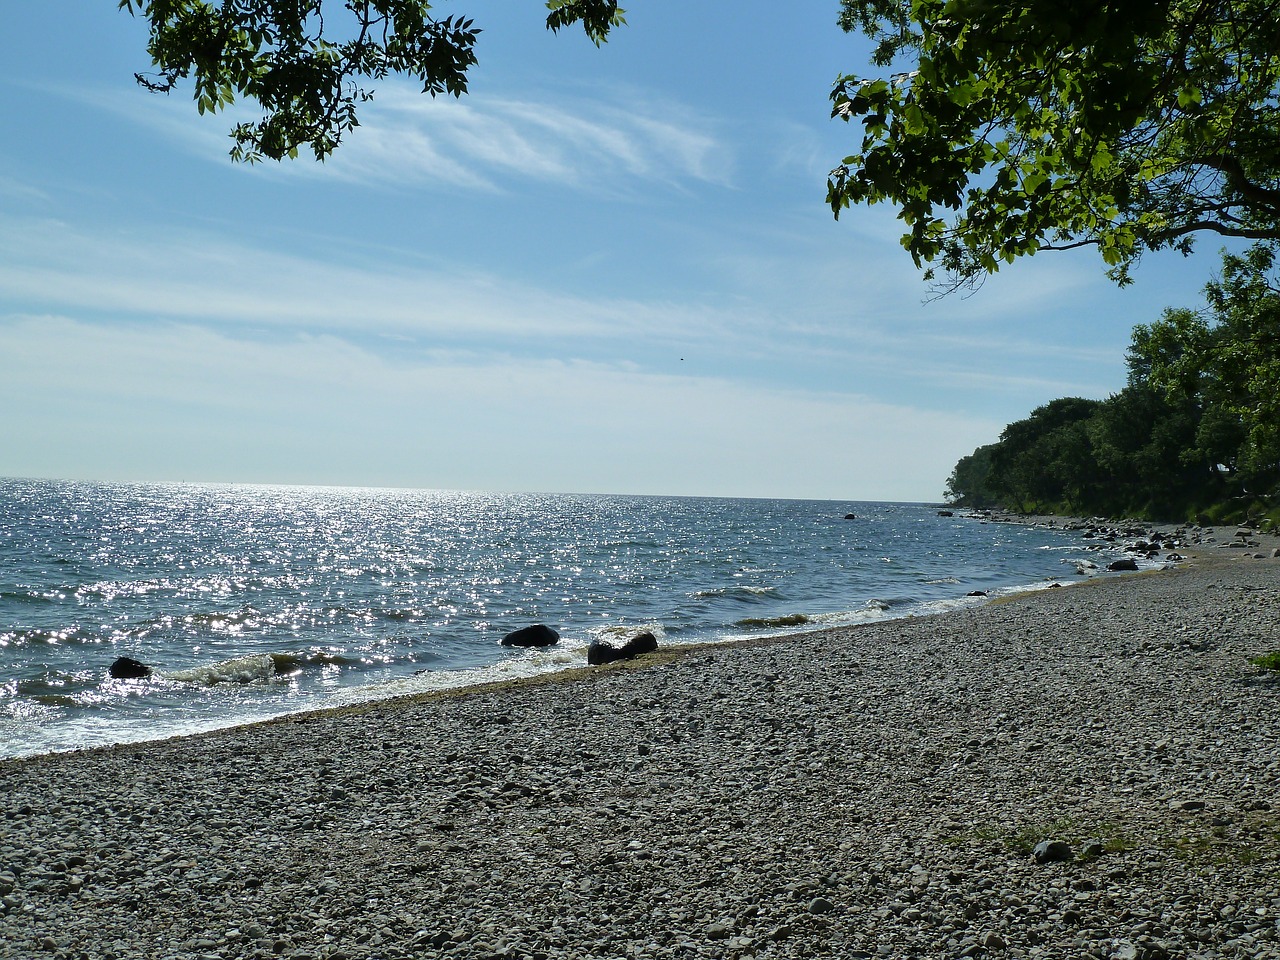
[{"left": 0, "top": 1, "right": 1230, "bottom": 501}]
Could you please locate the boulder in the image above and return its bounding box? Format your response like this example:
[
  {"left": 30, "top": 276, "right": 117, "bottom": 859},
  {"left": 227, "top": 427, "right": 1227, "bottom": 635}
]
[
  {"left": 843, "top": 513, "right": 857, "bottom": 520},
  {"left": 109, "top": 656, "right": 152, "bottom": 679},
  {"left": 1032, "top": 839, "right": 1073, "bottom": 864},
  {"left": 587, "top": 631, "right": 659, "bottom": 666},
  {"left": 937, "top": 510, "right": 954, "bottom": 517},
  {"left": 588, "top": 647, "right": 629, "bottom": 670},
  {"left": 587, "top": 642, "right": 625, "bottom": 666},
  {"left": 500, "top": 624, "right": 560, "bottom": 648},
  {"left": 1108, "top": 558, "right": 1139, "bottom": 571},
  {"left": 622, "top": 631, "right": 659, "bottom": 657}
]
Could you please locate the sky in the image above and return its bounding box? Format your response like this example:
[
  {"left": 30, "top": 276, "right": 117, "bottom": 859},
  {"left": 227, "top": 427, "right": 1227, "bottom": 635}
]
[{"left": 0, "top": 1, "right": 1233, "bottom": 502}]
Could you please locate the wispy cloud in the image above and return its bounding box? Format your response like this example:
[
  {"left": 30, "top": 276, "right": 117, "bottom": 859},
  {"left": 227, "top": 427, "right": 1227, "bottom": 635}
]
[
  {"left": 0, "top": 314, "right": 997, "bottom": 499},
  {"left": 0, "top": 172, "right": 51, "bottom": 206},
  {"left": 0, "top": 212, "right": 1130, "bottom": 411},
  {"left": 302, "top": 85, "right": 734, "bottom": 194},
  {"left": 52, "top": 79, "right": 732, "bottom": 196},
  {"left": 0, "top": 215, "right": 736, "bottom": 345}
]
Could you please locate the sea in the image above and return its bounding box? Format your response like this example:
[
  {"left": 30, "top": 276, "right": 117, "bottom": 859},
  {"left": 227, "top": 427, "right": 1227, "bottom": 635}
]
[{"left": 0, "top": 478, "right": 1131, "bottom": 759}]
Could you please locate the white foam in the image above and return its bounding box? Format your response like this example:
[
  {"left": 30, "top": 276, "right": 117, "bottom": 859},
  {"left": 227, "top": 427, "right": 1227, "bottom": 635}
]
[{"left": 162, "top": 654, "right": 280, "bottom": 686}]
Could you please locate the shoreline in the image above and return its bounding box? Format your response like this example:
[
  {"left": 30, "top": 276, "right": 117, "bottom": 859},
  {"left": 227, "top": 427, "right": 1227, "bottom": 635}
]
[
  {"left": 3, "top": 552, "right": 1280, "bottom": 959},
  {"left": 966, "top": 507, "right": 1280, "bottom": 558},
  {"left": 2, "top": 508, "right": 1161, "bottom": 763},
  {"left": 0, "top": 518, "right": 1217, "bottom": 766}
]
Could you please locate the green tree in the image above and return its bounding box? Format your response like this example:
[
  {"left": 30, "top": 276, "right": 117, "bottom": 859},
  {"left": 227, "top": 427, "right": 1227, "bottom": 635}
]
[
  {"left": 945, "top": 442, "right": 997, "bottom": 506},
  {"left": 1130, "top": 247, "right": 1280, "bottom": 496},
  {"left": 829, "top": 0, "right": 1280, "bottom": 290},
  {"left": 1198, "top": 245, "right": 1280, "bottom": 493},
  {"left": 1086, "top": 383, "right": 1207, "bottom": 516},
  {"left": 118, "top": 1, "right": 626, "bottom": 162},
  {"left": 951, "top": 245, "right": 1280, "bottom": 520},
  {"left": 987, "top": 397, "right": 1102, "bottom": 511}
]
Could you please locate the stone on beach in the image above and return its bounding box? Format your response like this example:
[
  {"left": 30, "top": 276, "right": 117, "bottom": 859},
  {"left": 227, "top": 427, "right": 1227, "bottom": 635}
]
[
  {"left": 1031, "top": 839, "right": 1074, "bottom": 864},
  {"left": 587, "top": 631, "right": 660, "bottom": 665}
]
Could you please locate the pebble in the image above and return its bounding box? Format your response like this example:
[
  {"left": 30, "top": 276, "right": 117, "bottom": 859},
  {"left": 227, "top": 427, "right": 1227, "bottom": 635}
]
[{"left": 2, "top": 554, "right": 1280, "bottom": 959}]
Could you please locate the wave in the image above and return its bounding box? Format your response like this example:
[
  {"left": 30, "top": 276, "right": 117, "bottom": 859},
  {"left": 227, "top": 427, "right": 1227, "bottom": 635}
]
[
  {"left": 689, "top": 585, "right": 783, "bottom": 602},
  {"left": 161, "top": 654, "right": 281, "bottom": 686},
  {"left": 735, "top": 613, "right": 810, "bottom": 629},
  {"left": 379, "top": 607, "right": 434, "bottom": 623},
  {"left": 141, "top": 650, "right": 362, "bottom": 686},
  {"left": 0, "top": 627, "right": 100, "bottom": 649},
  {"left": 268, "top": 650, "right": 361, "bottom": 673},
  {"left": 127, "top": 602, "right": 432, "bottom": 637},
  {"left": 31, "top": 693, "right": 83, "bottom": 708},
  {"left": 0, "top": 589, "right": 58, "bottom": 606},
  {"left": 584, "top": 622, "right": 667, "bottom": 646}
]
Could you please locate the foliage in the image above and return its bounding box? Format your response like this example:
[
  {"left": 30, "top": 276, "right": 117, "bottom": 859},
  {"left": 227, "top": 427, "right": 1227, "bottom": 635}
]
[
  {"left": 1087, "top": 383, "right": 1207, "bottom": 516},
  {"left": 1137, "top": 244, "right": 1280, "bottom": 494},
  {"left": 945, "top": 443, "right": 997, "bottom": 507},
  {"left": 987, "top": 398, "right": 1103, "bottom": 512},
  {"left": 118, "top": 1, "right": 626, "bottom": 162},
  {"left": 1251, "top": 651, "right": 1280, "bottom": 671},
  {"left": 947, "top": 244, "right": 1280, "bottom": 519},
  {"left": 829, "top": 0, "right": 1280, "bottom": 290}
]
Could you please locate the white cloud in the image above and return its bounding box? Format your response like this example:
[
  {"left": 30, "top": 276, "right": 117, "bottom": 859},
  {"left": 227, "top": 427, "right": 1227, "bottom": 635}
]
[
  {"left": 0, "top": 315, "right": 996, "bottom": 500},
  {"left": 0, "top": 212, "right": 1129, "bottom": 412},
  {"left": 310, "top": 86, "right": 733, "bottom": 194},
  {"left": 0, "top": 215, "right": 736, "bottom": 346},
  {"left": 0, "top": 172, "right": 51, "bottom": 206},
  {"left": 54, "top": 79, "right": 732, "bottom": 196}
]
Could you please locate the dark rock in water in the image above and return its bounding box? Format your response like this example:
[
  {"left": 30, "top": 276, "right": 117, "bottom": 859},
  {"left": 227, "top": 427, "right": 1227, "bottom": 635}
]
[
  {"left": 109, "top": 656, "right": 152, "bottom": 679},
  {"left": 937, "top": 510, "right": 954, "bottom": 517},
  {"left": 587, "top": 631, "right": 660, "bottom": 666},
  {"left": 967, "top": 590, "right": 987, "bottom": 597},
  {"left": 1108, "top": 558, "right": 1140, "bottom": 571},
  {"left": 500, "top": 624, "right": 560, "bottom": 647},
  {"left": 843, "top": 513, "right": 857, "bottom": 520},
  {"left": 1032, "top": 839, "right": 1073, "bottom": 864}
]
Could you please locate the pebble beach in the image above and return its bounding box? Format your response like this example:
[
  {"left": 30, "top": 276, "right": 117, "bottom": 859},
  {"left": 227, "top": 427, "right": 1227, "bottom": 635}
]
[{"left": 3, "top": 549, "right": 1280, "bottom": 960}]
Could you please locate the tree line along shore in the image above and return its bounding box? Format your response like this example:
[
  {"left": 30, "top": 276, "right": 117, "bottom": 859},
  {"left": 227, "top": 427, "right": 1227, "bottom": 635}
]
[{"left": 947, "top": 247, "right": 1280, "bottom": 530}]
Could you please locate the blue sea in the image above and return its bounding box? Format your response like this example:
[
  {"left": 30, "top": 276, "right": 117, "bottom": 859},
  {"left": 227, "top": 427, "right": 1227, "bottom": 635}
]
[{"left": 0, "top": 479, "right": 1129, "bottom": 758}]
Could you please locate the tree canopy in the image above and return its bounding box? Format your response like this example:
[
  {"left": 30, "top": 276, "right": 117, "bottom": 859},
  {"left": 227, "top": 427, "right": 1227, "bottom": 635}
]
[
  {"left": 118, "top": 1, "right": 626, "bottom": 162},
  {"left": 829, "top": 0, "right": 1280, "bottom": 289},
  {"left": 947, "top": 244, "right": 1280, "bottom": 522}
]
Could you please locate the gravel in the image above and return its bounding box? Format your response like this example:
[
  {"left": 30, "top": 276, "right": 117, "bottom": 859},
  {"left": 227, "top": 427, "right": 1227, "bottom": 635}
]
[{"left": 2, "top": 552, "right": 1280, "bottom": 960}]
